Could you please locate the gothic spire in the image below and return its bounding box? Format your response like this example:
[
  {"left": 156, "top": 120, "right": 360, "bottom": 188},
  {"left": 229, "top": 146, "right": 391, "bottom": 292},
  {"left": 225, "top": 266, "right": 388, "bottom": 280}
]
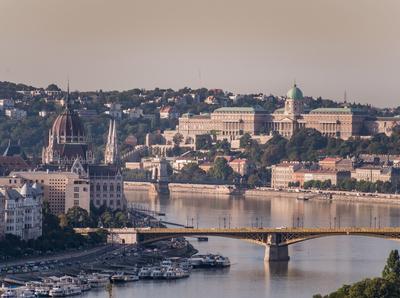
[
  {"left": 104, "top": 118, "right": 119, "bottom": 165},
  {"left": 65, "top": 79, "right": 70, "bottom": 109}
]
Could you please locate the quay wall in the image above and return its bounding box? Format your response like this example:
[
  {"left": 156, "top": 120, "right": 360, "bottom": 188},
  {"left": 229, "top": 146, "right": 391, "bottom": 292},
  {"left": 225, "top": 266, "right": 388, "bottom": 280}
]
[
  {"left": 124, "top": 181, "right": 152, "bottom": 191},
  {"left": 245, "top": 188, "right": 400, "bottom": 205},
  {"left": 168, "top": 183, "right": 236, "bottom": 195},
  {"left": 124, "top": 181, "right": 237, "bottom": 195}
]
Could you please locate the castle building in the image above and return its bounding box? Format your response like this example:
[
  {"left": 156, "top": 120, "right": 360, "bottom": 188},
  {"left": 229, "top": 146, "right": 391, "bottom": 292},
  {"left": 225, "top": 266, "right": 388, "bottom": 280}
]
[{"left": 168, "top": 84, "right": 400, "bottom": 144}]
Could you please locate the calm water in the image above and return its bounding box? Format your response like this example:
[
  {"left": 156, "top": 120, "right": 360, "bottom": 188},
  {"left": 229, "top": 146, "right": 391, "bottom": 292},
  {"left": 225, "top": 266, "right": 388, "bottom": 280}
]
[{"left": 86, "top": 191, "right": 400, "bottom": 298}]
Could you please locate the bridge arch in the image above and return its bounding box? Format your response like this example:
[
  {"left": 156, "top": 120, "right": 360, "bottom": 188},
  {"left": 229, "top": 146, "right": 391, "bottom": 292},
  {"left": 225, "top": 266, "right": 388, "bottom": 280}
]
[{"left": 135, "top": 227, "right": 400, "bottom": 261}]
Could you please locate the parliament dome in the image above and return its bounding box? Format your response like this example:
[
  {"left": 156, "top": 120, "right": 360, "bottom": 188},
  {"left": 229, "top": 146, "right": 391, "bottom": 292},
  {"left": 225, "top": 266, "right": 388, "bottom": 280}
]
[
  {"left": 286, "top": 84, "right": 303, "bottom": 100},
  {"left": 51, "top": 107, "right": 86, "bottom": 143}
]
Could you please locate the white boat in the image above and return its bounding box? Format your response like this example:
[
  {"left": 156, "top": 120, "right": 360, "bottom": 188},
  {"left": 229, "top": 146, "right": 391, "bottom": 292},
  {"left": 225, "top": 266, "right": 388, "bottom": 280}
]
[
  {"left": 1, "top": 289, "right": 17, "bottom": 298},
  {"left": 150, "top": 268, "right": 164, "bottom": 279},
  {"left": 79, "top": 282, "right": 91, "bottom": 292},
  {"left": 188, "top": 257, "right": 203, "bottom": 267},
  {"left": 123, "top": 275, "right": 139, "bottom": 282},
  {"left": 87, "top": 273, "right": 109, "bottom": 288},
  {"left": 163, "top": 268, "right": 177, "bottom": 279},
  {"left": 34, "top": 287, "right": 50, "bottom": 297},
  {"left": 21, "top": 289, "right": 36, "bottom": 298},
  {"left": 49, "top": 287, "right": 64, "bottom": 297},
  {"left": 161, "top": 260, "right": 172, "bottom": 267},
  {"left": 111, "top": 273, "right": 125, "bottom": 283},
  {"left": 215, "top": 256, "right": 231, "bottom": 267},
  {"left": 138, "top": 267, "right": 152, "bottom": 279},
  {"left": 49, "top": 284, "right": 82, "bottom": 297},
  {"left": 64, "top": 285, "right": 81, "bottom": 296}
]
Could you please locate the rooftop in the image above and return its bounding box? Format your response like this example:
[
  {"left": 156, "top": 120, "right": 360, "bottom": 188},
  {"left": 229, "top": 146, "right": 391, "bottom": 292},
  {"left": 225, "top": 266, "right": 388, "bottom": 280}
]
[
  {"left": 309, "top": 107, "right": 363, "bottom": 115},
  {"left": 214, "top": 105, "right": 266, "bottom": 113}
]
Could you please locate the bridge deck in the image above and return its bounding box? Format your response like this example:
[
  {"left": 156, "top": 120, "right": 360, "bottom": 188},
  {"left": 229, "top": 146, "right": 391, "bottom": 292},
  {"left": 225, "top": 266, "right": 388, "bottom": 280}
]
[{"left": 136, "top": 227, "right": 400, "bottom": 234}]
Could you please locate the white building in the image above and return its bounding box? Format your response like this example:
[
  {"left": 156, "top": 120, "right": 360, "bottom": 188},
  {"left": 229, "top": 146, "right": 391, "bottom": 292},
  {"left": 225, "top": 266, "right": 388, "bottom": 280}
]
[
  {"left": 0, "top": 183, "right": 42, "bottom": 241},
  {"left": 9, "top": 171, "right": 90, "bottom": 216},
  {"left": 123, "top": 107, "right": 143, "bottom": 119},
  {"left": 0, "top": 99, "right": 14, "bottom": 110},
  {"left": 104, "top": 103, "right": 122, "bottom": 119},
  {"left": 39, "top": 111, "right": 48, "bottom": 117},
  {"left": 5, "top": 108, "right": 27, "bottom": 120},
  {"left": 271, "top": 162, "right": 302, "bottom": 188}
]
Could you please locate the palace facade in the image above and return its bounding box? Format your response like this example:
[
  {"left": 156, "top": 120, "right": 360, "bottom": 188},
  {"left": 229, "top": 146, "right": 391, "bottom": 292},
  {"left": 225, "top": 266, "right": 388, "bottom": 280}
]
[{"left": 167, "top": 85, "right": 399, "bottom": 145}]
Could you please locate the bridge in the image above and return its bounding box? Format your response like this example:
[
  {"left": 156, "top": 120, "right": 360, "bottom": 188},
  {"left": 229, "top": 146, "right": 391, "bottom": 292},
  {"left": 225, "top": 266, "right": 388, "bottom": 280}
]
[
  {"left": 136, "top": 227, "right": 400, "bottom": 261},
  {"left": 75, "top": 227, "right": 400, "bottom": 262}
]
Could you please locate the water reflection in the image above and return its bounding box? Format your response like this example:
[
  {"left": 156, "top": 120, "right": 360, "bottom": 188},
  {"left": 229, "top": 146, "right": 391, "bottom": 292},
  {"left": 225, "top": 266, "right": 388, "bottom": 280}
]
[{"left": 92, "top": 190, "right": 400, "bottom": 298}]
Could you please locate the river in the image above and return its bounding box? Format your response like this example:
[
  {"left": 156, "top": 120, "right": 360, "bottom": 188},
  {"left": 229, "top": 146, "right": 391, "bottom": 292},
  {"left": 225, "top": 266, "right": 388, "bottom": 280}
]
[{"left": 87, "top": 191, "right": 400, "bottom": 298}]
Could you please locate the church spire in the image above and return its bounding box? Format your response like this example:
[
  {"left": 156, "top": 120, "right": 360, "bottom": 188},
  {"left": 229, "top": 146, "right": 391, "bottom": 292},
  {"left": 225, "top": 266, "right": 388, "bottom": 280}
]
[
  {"left": 65, "top": 80, "right": 70, "bottom": 109},
  {"left": 104, "top": 118, "right": 119, "bottom": 165}
]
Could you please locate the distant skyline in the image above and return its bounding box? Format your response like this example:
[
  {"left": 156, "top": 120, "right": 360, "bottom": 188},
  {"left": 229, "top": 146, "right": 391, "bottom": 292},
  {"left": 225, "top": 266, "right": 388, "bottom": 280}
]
[{"left": 1, "top": 0, "right": 400, "bottom": 107}]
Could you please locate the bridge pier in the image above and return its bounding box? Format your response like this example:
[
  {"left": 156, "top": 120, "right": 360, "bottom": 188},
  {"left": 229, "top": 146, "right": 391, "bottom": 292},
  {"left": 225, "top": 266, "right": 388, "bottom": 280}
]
[{"left": 264, "top": 244, "right": 289, "bottom": 262}]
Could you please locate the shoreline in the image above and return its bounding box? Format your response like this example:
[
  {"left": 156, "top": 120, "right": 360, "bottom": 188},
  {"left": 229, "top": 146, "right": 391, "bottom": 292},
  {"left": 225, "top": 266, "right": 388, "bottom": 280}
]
[
  {"left": 245, "top": 188, "right": 400, "bottom": 205},
  {"left": 124, "top": 181, "right": 400, "bottom": 205}
]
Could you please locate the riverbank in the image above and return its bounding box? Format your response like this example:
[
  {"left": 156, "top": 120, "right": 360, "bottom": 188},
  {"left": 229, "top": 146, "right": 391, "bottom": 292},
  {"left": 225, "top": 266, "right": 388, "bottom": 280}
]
[
  {"left": 124, "top": 181, "right": 240, "bottom": 195},
  {"left": 245, "top": 188, "right": 400, "bottom": 205},
  {"left": 124, "top": 181, "right": 400, "bottom": 205}
]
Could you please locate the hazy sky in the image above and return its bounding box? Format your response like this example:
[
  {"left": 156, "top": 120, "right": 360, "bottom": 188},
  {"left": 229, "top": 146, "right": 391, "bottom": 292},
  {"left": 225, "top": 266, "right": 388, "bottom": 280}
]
[{"left": 1, "top": 0, "right": 400, "bottom": 107}]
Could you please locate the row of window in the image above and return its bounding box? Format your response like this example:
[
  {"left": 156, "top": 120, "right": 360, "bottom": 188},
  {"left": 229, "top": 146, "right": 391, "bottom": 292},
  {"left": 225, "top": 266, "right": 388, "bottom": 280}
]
[{"left": 90, "top": 184, "right": 122, "bottom": 192}]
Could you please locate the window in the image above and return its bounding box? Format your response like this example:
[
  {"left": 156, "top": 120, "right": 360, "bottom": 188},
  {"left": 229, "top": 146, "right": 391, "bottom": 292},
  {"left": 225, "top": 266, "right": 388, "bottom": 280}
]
[
  {"left": 103, "top": 184, "right": 107, "bottom": 191},
  {"left": 74, "top": 187, "right": 79, "bottom": 192},
  {"left": 109, "top": 184, "right": 114, "bottom": 191},
  {"left": 74, "top": 200, "right": 79, "bottom": 206},
  {"left": 96, "top": 184, "right": 100, "bottom": 191},
  {"left": 116, "top": 184, "right": 121, "bottom": 192},
  {"left": 74, "top": 193, "right": 79, "bottom": 198}
]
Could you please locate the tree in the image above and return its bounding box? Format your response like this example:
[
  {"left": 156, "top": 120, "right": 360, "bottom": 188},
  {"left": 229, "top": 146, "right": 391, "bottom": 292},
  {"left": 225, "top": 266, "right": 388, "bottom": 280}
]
[
  {"left": 208, "top": 158, "right": 234, "bottom": 181},
  {"left": 382, "top": 249, "right": 400, "bottom": 282},
  {"left": 215, "top": 139, "right": 231, "bottom": 155},
  {"left": 46, "top": 84, "right": 61, "bottom": 91},
  {"left": 66, "top": 206, "right": 91, "bottom": 228},
  {"left": 247, "top": 174, "right": 261, "bottom": 188},
  {"left": 173, "top": 163, "right": 207, "bottom": 182},
  {"left": 196, "top": 134, "right": 212, "bottom": 150},
  {"left": 316, "top": 250, "right": 400, "bottom": 298},
  {"left": 240, "top": 133, "right": 252, "bottom": 148},
  {"left": 173, "top": 133, "right": 184, "bottom": 146}
]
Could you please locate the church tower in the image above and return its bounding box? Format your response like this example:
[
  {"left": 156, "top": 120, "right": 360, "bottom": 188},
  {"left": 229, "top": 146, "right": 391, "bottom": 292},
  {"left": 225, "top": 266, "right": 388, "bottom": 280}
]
[{"left": 104, "top": 119, "right": 119, "bottom": 165}]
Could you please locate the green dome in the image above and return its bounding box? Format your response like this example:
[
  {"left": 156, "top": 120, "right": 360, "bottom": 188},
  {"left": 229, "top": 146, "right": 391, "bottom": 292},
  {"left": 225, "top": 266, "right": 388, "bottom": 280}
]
[{"left": 286, "top": 84, "right": 303, "bottom": 100}]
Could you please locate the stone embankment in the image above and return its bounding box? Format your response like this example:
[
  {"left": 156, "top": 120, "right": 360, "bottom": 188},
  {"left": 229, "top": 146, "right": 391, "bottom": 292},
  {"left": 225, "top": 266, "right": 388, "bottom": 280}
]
[
  {"left": 124, "top": 181, "right": 238, "bottom": 195},
  {"left": 168, "top": 183, "right": 237, "bottom": 195},
  {"left": 124, "top": 181, "right": 153, "bottom": 191},
  {"left": 245, "top": 187, "right": 400, "bottom": 205}
]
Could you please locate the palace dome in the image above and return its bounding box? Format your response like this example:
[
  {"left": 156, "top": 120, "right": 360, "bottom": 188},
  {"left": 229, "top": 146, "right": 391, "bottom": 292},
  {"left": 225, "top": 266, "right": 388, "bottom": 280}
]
[
  {"left": 286, "top": 84, "right": 303, "bottom": 100},
  {"left": 51, "top": 107, "right": 86, "bottom": 143}
]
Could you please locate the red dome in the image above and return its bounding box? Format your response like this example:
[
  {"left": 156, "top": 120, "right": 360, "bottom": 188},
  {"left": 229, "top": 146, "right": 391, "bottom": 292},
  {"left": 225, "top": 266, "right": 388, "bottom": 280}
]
[{"left": 51, "top": 108, "right": 86, "bottom": 143}]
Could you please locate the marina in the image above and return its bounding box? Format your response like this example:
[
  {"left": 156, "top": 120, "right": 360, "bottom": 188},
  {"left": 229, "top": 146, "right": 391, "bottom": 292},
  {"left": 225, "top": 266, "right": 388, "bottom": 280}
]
[{"left": 0, "top": 253, "right": 230, "bottom": 297}]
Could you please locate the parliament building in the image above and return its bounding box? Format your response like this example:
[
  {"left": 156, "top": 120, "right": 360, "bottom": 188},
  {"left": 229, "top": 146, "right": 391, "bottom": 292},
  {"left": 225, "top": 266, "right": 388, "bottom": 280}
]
[{"left": 41, "top": 91, "right": 125, "bottom": 213}]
